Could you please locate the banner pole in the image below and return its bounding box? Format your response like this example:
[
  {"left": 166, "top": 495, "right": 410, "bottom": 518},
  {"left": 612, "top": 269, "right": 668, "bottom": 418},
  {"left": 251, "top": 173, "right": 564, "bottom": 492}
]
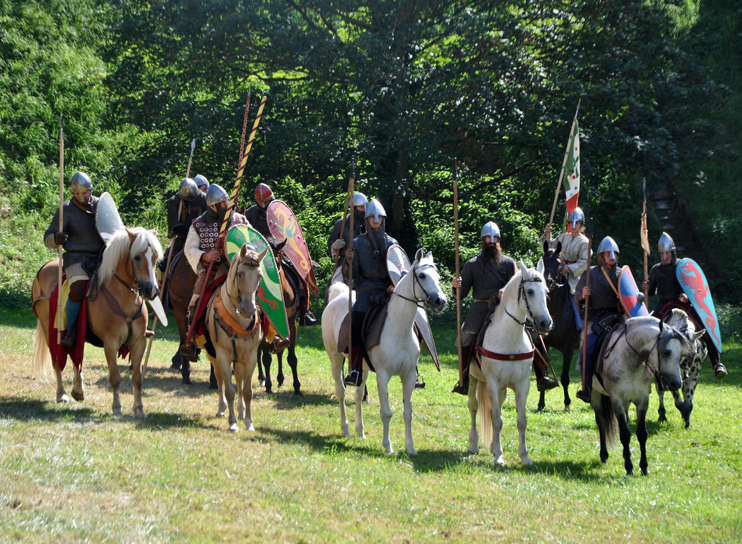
[
  {"left": 56, "top": 117, "right": 64, "bottom": 350},
  {"left": 547, "top": 99, "right": 581, "bottom": 239}
]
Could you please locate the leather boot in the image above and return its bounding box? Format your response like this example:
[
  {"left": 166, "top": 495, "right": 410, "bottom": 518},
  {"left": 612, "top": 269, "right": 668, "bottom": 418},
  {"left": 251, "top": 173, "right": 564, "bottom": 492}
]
[
  {"left": 60, "top": 332, "right": 77, "bottom": 349},
  {"left": 452, "top": 343, "right": 473, "bottom": 395},
  {"left": 533, "top": 351, "right": 559, "bottom": 392},
  {"left": 344, "top": 346, "right": 364, "bottom": 387},
  {"left": 298, "top": 312, "right": 318, "bottom": 327},
  {"left": 714, "top": 362, "right": 727, "bottom": 379},
  {"left": 415, "top": 368, "right": 425, "bottom": 390},
  {"left": 576, "top": 388, "right": 591, "bottom": 403}
]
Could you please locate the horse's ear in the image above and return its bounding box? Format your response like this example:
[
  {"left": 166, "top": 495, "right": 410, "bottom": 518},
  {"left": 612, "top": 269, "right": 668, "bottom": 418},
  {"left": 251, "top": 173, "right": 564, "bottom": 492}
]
[
  {"left": 125, "top": 227, "right": 136, "bottom": 242},
  {"left": 240, "top": 244, "right": 248, "bottom": 258},
  {"left": 151, "top": 227, "right": 158, "bottom": 236},
  {"left": 258, "top": 247, "right": 269, "bottom": 262},
  {"left": 555, "top": 241, "right": 562, "bottom": 254},
  {"left": 415, "top": 248, "right": 424, "bottom": 263},
  {"left": 537, "top": 259, "right": 544, "bottom": 275},
  {"left": 425, "top": 250, "right": 433, "bottom": 262},
  {"left": 519, "top": 259, "right": 528, "bottom": 276},
  {"left": 692, "top": 328, "right": 706, "bottom": 341},
  {"left": 277, "top": 238, "right": 287, "bottom": 251},
  {"left": 543, "top": 241, "right": 549, "bottom": 254}
]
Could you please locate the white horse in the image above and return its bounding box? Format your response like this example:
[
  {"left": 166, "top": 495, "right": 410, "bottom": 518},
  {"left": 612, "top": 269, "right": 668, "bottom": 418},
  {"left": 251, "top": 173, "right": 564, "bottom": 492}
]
[
  {"left": 468, "top": 261, "right": 552, "bottom": 466},
  {"left": 322, "top": 249, "right": 447, "bottom": 454}
]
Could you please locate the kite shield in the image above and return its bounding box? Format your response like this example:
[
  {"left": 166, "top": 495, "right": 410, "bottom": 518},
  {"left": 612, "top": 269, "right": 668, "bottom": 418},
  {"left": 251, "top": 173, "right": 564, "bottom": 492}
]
[
  {"left": 677, "top": 258, "right": 721, "bottom": 353},
  {"left": 96, "top": 192, "right": 125, "bottom": 243},
  {"left": 618, "top": 266, "right": 649, "bottom": 318}
]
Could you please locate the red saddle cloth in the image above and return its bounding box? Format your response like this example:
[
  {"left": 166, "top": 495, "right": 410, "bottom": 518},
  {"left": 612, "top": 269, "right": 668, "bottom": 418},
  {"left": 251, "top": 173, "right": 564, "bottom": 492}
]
[
  {"left": 48, "top": 278, "right": 131, "bottom": 371},
  {"left": 193, "top": 273, "right": 228, "bottom": 345}
]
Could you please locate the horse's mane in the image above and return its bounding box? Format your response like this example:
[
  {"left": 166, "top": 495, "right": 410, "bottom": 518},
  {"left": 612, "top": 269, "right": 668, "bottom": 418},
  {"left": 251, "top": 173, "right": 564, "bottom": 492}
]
[{"left": 98, "top": 227, "right": 163, "bottom": 286}]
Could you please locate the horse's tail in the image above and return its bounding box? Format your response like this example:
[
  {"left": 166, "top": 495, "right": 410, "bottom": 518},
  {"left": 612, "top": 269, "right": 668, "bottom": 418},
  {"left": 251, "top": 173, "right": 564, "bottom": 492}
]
[
  {"left": 477, "top": 381, "right": 493, "bottom": 448},
  {"left": 600, "top": 394, "right": 617, "bottom": 448},
  {"left": 327, "top": 282, "right": 349, "bottom": 303},
  {"left": 32, "top": 321, "right": 52, "bottom": 379}
]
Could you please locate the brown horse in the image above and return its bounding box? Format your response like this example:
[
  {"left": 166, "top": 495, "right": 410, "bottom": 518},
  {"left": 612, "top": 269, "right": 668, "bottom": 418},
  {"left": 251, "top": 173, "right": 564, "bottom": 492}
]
[
  {"left": 257, "top": 249, "right": 302, "bottom": 396},
  {"left": 32, "top": 227, "right": 163, "bottom": 417},
  {"left": 165, "top": 250, "right": 200, "bottom": 384},
  {"left": 207, "top": 244, "right": 267, "bottom": 431}
]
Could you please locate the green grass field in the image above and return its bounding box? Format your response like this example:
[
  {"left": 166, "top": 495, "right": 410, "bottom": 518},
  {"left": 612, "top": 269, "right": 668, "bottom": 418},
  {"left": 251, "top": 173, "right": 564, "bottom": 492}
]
[{"left": 0, "top": 306, "right": 740, "bottom": 543}]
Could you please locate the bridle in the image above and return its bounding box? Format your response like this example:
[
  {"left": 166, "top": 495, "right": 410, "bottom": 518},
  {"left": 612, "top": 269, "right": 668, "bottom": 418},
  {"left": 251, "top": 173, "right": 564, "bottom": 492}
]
[
  {"left": 227, "top": 253, "right": 261, "bottom": 317},
  {"left": 542, "top": 252, "right": 566, "bottom": 291},
  {"left": 505, "top": 274, "right": 544, "bottom": 327},
  {"left": 392, "top": 261, "right": 439, "bottom": 309}
]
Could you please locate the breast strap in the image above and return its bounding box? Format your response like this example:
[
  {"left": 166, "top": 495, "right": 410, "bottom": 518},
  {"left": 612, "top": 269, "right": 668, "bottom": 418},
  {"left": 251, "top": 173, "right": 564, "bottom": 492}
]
[{"left": 100, "top": 284, "right": 144, "bottom": 347}]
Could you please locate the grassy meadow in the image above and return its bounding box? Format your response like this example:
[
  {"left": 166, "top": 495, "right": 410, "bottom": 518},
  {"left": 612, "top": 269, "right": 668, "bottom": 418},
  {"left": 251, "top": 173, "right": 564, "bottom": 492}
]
[{"left": 0, "top": 306, "right": 740, "bottom": 543}]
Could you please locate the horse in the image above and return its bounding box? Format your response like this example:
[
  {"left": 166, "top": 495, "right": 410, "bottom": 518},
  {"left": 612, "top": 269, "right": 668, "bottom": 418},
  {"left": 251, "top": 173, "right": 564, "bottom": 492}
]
[
  {"left": 256, "top": 243, "right": 302, "bottom": 396},
  {"left": 657, "top": 309, "right": 707, "bottom": 428},
  {"left": 206, "top": 244, "right": 267, "bottom": 432},
  {"left": 165, "top": 251, "right": 200, "bottom": 384},
  {"left": 532, "top": 241, "right": 581, "bottom": 411},
  {"left": 589, "top": 311, "right": 703, "bottom": 475},
  {"left": 322, "top": 249, "right": 447, "bottom": 455},
  {"left": 32, "top": 227, "right": 163, "bottom": 417},
  {"left": 467, "top": 261, "right": 552, "bottom": 466}
]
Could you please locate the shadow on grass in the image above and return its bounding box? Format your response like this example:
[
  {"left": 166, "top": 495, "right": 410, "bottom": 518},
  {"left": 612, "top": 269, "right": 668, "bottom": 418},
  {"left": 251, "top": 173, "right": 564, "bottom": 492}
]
[{"left": 0, "top": 396, "right": 97, "bottom": 421}]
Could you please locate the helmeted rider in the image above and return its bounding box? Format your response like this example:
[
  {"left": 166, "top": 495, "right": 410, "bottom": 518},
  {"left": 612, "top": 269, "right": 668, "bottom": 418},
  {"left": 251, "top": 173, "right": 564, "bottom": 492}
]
[
  {"left": 43, "top": 172, "right": 105, "bottom": 348},
  {"left": 159, "top": 178, "right": 207, "bottom": 273},
  {"left": 342, "top": 199, "right": 397, "bottom": 387},
  {"left": 194, "top": 174, "right": 210, "bottom": 194},
  {"left": 180, "top": 183, "right": 250, "bottom": 360},
  {"left": 327, "top": 192, "right": 367, "bottom": 289},
  {"left": 642, "top": 232, "right": 726, "bottom": 379},
  {"left": 451, "top": 222, "right": 557, "bottom": 394},
  {"left": 574, "top": 236, "right": 623, "bottom": 402},
  {"left": 543, "top": 207, "right": 590, "bottom": 329}
]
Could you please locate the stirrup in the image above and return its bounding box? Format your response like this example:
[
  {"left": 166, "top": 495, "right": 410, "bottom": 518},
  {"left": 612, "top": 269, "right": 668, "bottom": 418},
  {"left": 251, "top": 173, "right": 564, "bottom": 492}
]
[
  {"left": 714, "top": 363, "right": 727, "bottom": 380},
  {"left": 178, "top": 344, "right": 199, "bottom": 362},
  {"left": 576, "top": 388, "right": 591, "bottom": 403},
  {"left": 451, "top": 379, "right": 469, "bottom": 396},
  {"left": 414, "top": 375, "right": 426, "bottom": 390},
  {"left": 537, "top": 375, "right": 559, "bottom": 392},
  {"left": 344, "top": 369, "right": 363, "bottom": 387}
]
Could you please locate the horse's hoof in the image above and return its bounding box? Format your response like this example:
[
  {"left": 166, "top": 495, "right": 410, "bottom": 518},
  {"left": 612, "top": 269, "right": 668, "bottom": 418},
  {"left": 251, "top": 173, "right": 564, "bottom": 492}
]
[
  {"left": 521, "top": 458, "right": 534, "bottom": 467},
  {"left": 182, "top": 376, "right": 193, "bottom": 386},
  {"left": 71, "top": 390, "right": 84, "bottom": 402},
  {"left": 57, "top": 394, "right": 69, "bottom": 404},
  {"left": 406, "top": 448, "right": 418, "bottom": 456},
  {"left": 216, "top": 409, "right": 226, "bottom": 418},
  {"left": 228, "top": 424, "right": 239, "bottom": 432},
  {"left": 245, "top": 422, "right": 255, "bottom": 432},
  {"left": 259, "top": 379, "right": 265, "bottom": 387},
  {"left": 564, "top": 405, "right": 571, "bottom": 413},
  {"left": 495, "top": 457, "right": 507, "bottom": 467},
  {"left": 342, "top": 430, "right": 351, "bottom": 438},
  {"left": 134, "top": 410, "right": 147, "bottom": 419},
  {"left": 293, "top": 390, "right": 304, "bottom": 397},
  {"left": 468, "top": 446, "right": 479, "bottom": 455},
  {"left": 113, "top": 408, "right": 123, "bottom": 417}
]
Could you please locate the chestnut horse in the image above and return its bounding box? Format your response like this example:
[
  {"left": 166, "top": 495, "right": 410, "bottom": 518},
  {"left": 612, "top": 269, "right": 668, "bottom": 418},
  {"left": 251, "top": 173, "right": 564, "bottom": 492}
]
[
  {"left": 32, "top": 227, "right": 162, "bottom": 417},
  {"left": 165, "top": 251, "right": 200, "bottom": 384}
]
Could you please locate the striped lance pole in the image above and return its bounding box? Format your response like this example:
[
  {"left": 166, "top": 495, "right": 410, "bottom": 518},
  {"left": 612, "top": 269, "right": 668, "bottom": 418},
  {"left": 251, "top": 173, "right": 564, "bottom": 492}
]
[{"left": 237, "top": 87, "right": 252, "bottom": 174}]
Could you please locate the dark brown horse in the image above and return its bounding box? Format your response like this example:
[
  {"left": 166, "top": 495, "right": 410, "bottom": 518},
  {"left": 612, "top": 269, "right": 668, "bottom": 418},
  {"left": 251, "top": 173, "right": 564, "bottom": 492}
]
[{"left": 257, "top": 247, "right": 303, "bottom": 396}]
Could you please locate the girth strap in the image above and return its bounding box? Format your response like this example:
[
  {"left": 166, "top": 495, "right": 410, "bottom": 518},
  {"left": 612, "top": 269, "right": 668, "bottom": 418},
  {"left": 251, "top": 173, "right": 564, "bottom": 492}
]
[
  {"left": 475, "top": 344, "right": 535, "bottom": 362},
  {"left": 100, "top": 284, "right": 144, "bottom": 347}
]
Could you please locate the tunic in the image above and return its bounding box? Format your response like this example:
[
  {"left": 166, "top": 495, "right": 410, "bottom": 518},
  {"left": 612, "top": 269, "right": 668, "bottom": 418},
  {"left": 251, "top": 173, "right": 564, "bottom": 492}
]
[
  {"left": 347, "top": 231, "right": 398, "bottom": 313},
  {"left": 245, "top": 205, "right": 270, "bottom": 239},
  {"left": 574, "top": 262, "right": 622, "bottom": 326},
  {"left": 549, "top": 232, "right": 590, "bottom": 294},
  {"left": 455, "top": 254, "right": 516, "bottom": 337},
  {"left": 327, "top": 213, "right": 365, "bottom": 271},
  {"left": 44, "top": 197, "right": 104, "bottom": 274},
  {"left": 184, "top": 212, "right": 249, "bottom": 275},
  {"left": 648, "top": 259, "right": 684, "bottom": 313}
]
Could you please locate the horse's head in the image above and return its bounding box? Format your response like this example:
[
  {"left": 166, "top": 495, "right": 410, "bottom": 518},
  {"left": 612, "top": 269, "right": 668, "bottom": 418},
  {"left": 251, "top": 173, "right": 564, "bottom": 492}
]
[
  {"left": 227, "top": 243, "right": 267, "bottom": 318},
  {"left": 655, "top": 314, "right": 704, "bottom": 392},
  {"left": 540, "top": 240, "right": 564, "bottom": 290},
  {"left": 516, "top": 260, "right": 552, "bottom": 335},
  {"left": 107, "top": 227, "right": 163, "bottom": 300},
  {"left": 410, "top": 249, "right": 448, "bottom": 313}
]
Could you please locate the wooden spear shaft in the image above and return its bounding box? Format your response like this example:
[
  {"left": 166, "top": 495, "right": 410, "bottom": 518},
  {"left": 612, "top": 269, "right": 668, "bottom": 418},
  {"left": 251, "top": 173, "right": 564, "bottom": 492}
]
[
  {"left": 642, "top": 179, "right": 649, "bottom": 300},
  {"left": 347, "top": 158, "right": 355, "bottom": 368},
  {"left": 548, "top": 99, "right": 581, "bottom": 239},
  {"left": 453, "top": 159, "right": 464, "bottom": 387},
  {"left": 581, "top": 222, "right": 594, "bottom": 391},
  {"left": 332, "top": 187, "right": 353, "bottom": 272},
  {"left": 56, "top": 118, "right": 64, "bottom": 348}
]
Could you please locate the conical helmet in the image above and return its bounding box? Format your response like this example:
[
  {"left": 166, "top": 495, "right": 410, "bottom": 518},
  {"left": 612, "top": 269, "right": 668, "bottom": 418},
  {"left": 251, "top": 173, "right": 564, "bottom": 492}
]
[
  {"left": 179, "top": 178, "right": 198, "bottom": 201},
  {"left": 352, "top": 192, "right": 368, "bottom": 207},
  {"left": 480, "top": 221, "right": 500, "bottom": 243},
  {"left": 568, "top": 207, "right": 585, "bottom": 230},
  {"left": 597, "top": 236, "right": 619, "bottom": 260},
  {"left": 206, "top": 183, "right": 229, "bottom": 210},
  {"left": 366, "top": 199, "right": 386, "bottom": 221},
  {"left": 658, "top": 232, "right": 675, "bottom": 253},
  {"left": 70, "top": 172, "right": 92, "bottom": 194},
  {"left": 194, "top": 174, "right": 209, "bottom": 191}
]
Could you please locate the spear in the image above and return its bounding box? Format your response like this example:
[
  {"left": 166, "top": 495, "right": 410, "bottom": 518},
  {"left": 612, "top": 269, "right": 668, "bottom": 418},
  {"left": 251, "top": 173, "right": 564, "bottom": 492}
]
[
  {"left": 548, "top": 99, "right": 581, "bottom": 240},
  {"left": 346, "top": 157, "right": 356, "bottom": 371},
  {"left": 453, "top": 159, "right": 464, "bottom": 389},
  {"left": 333, "top": 158, "right": 355, "bottom": 272},
  {"left": 186, "top": 96, "right": 268, "bottom": 347},
  {"left": 56, "top": 117, "right": 64, "bottom": 350},
  {"left": 581, "top": 219, "right": 594, "bottom": 393},
  {"left": 641, "top": 178, "right": 650, "bottom": 300},
  {"left": 143, "top": 138, "right": 196, "bottom": 373},
  {"left": 237, "top": 86, "right": 252, "bottom": 176}
]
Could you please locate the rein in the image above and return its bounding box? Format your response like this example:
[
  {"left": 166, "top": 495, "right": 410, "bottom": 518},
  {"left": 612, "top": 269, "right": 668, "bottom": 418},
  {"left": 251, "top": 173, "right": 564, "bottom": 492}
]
[
  {"left": 101, "top": 246, "right": 149, "bottom": 347},
  {"left": 604, "top": 322, "right": 667, "bottom": 388},
  {"left": 392, "top": 262, "right": 437, "bottom": 308},
  {"left": 505, "top": 275, "right": 543, "bottom": 327}
]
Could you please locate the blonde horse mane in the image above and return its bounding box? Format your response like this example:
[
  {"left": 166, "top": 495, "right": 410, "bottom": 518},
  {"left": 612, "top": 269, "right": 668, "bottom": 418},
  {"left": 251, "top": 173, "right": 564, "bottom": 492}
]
[{"left": 98, "top": 227, "right": 163, "bottom": 286}]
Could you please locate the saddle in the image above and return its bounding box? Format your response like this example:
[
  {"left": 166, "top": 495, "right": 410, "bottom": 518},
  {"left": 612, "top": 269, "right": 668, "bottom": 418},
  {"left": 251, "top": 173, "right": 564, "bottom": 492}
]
[
  {"left": 336, "top": 294, "right": 391, "bottom": 370},
  {"left": 592, "top": 313, "right": 623, "bottom": 378}
]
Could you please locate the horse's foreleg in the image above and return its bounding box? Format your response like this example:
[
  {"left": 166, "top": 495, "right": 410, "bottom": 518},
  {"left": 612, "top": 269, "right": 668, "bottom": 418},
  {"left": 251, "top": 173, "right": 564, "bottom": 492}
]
[
  {"left": 678, "top": 369, "right": 699, "bottom": 429},
  {"left": 594, "top": 398, "right": 609, "bottom": 464},
  {"left": 537, "top": 390, "right": 546, "bottom": 412},
  {"left": 636, "top": 399, "right": 649, "bottom": 476},
  {"left": 401, "top": 370, "right": 417, "bottom": 456},
  {"left": 561, "top": 347, "right": 572, "bottom": 412},
  {"left": 212, "top": 358, "right": 227, "bottom": 418},
  {"left": 514, "top": 377, "right": 533, "bottom": 466},
  {"left": 287, "top": 346, "right": 302, "bottom": 396},
  {"left": 257, "top": 345, "right": 266, "bottom": 386},
  {"left": 354, "top": 371, "right": 367, "bottom": 440},
  {"left": 376, "top": 371, "right": 394, "bottom": 454},
  {"left": 277, "top": 351, "right": 284, "bottom": 389},
  {"left": 331, "top": 353, "right": 350, "bottom": 437},
  {"left": 103, "top": 343, "right": 123, "bottom": 416},
  {"left": 657, "top": 389, "right": 667, "bottom": 422},
  {"left": 242, "top": 353, "right": 256, "bottom": 432},
  {"left": 489, "top": 386, "right": 506, "bottom": 466},
  {"left": 262, "top": 348, "right": 273, "bottom": 394},
  {"left": 234, "top": 361, "right": 246, "bottom": 422},
  {"left": 467, "top": 378, "right": 479, "bottom": 454},
  {"left": 71, "top": 363, "right": 85, "bottom": 402},
  {"left": 53, "top": 360, "right": 69, "bottom": 403},
  {"left": 129, "top": 341, "right": 146, "bottom": 418},
  {"left": 615, "top": 403, "right": 634, "bottom": 476},
  {"left": 218, "top": 355, "right": 238, "bottom": 432}
]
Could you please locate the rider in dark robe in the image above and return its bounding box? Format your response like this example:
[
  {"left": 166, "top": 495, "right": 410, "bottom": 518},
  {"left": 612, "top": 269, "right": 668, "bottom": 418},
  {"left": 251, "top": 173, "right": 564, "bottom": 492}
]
[
  {"left": 246, "top": 182, "right": 317, "bottom": 327},
  {"left": 574, "top": 236, "right": 623, "bottom": 402},
  {"left": 44, "top": 172, "right": 104, "bottom": 348},
  {"left": 328, "top": 192, "right": 367, "bottom": 272},
  {"left": 642, "top": 232, "right": 726, "bottom": 379},
  {"left": 342, "top": 199, "right": 397, "bottom": 387},
  {"left": 159, "top": 178, "right": 206, "bottom": 273}
]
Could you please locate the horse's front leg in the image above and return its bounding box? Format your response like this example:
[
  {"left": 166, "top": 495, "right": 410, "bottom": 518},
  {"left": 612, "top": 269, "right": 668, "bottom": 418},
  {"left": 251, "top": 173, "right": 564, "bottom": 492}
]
[
  {"left": 376, "top": 370, "right": 394, "bottom": 454},
  {"left": 276, "top": 350, "right": 284, "bottom": 389},
  {"left": 129, "top": 339, "right": 147, "bottom": 418},
  {"left": 242, "top": 356, "right": 256, "bottom": 432},
  {"left": 657, "top": 389, "right": 667, "bottom": 422},
  {"left": 330, "top": 353, "right": 350, "bottom": 437},
  {"left": 467, "top": 377, "right": 479, "bottom": 454},
  {"left": 262, "top": 348, "right": 273, "bottom": 394},
  {"left": 615, "top": 401, "right": 634, "bottom": 476},
  {"left": 216, "top": 353, "right": 238, "bottom": 432},
  {"left": 561, "top": 347, "right": 572, "bottom": 412},
  {"left": 594, "top": 395, "right": 610, "bottom": 464},
  {"left": 103, "top": 342, "right": 123, "bottom": 416},
  {"left": 677, "top": 369, "right": 699, "bottom": 429},
  {"left": 401, "top": 369, "right": 417, "bottom": 456},
  {"left": 287, "top": 345, "right": 302, "bottom": 396},
  {"left": 636, "top": 398, "right": 649, "bottom": 476},
  {"left": 257, "top": 345, "right": 266, "bottom": 387},
  {"left": 353, "top": 370, "right": 367, "bottom": 440},
  {"left": 489, "top": 385, "right": 506, "bottom": 466},
  {"left": 514, "top": 373, "right": 533, "bottom": 466},
  {"left": 71, "top": 363, "right": 85, "bottom": 402},
  {"left": 234, "top": 360, "right": 246, "bottom": 422},
  {"left": 53, "top": 360, "right": 69, "bottom": 403},
  {"left": 212, "top": 357, "right": 227, "bottom": 418}
]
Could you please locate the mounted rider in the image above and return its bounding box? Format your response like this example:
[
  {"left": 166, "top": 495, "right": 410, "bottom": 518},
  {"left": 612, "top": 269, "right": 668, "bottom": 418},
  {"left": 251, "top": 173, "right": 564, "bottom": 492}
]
[
  {"left": 642, "top": 232, "right": 726, "bottom": 379},
  {"left": 43, "top": 172, "right": 105, "bottom": 348},
  {"left": 328, "top": 192, "right": 367, "bottom": 274},
  {"left": 543, "top": 207, "right": 590, "bottom": 330},
  {"left": 179, "top": 183, "right": 249, "bottom": 360},
  {"left": 159, "top": 178, "right": 207, "bottom": 273},
  {"left": 342, "top": 199, "right": 397, "bottom": 387},
  {"left": 574, "top": 236, "right": 623, "bottom": 403},
  {"left": 194, "top": 174, "right": 209, "bottom": 194},
  {"left": 247, "top": 182, "right": 318, "bottom": 327},
  {"left": 451, "top": 222, "right": 557, "bottom": 395}
]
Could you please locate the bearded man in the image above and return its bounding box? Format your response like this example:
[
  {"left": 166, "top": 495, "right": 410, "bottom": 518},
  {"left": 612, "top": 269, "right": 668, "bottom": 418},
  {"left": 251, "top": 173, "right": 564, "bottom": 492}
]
[{"left": 43, "top": 172, "right": 105, "bottom": 348}]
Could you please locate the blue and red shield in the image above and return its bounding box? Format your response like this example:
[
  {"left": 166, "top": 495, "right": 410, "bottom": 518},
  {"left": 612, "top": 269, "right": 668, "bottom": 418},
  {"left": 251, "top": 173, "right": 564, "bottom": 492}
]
[
  {"left": 619, "top": 266, "right": 649, "bottom": 318},
  {"left": 677, "top": 258, "right": 722, "bottom": 353}
]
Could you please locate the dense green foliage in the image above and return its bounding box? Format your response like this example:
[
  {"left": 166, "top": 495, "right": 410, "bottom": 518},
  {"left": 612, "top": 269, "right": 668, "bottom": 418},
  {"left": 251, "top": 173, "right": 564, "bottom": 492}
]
[{"left": 0, "top": 0, "right": 739, "bottom": 309}]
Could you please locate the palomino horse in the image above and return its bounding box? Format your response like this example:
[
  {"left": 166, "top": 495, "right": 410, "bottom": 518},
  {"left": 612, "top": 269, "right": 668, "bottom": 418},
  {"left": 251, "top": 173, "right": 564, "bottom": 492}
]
[
  {"left": 322, "top": 249, "right": 447, "bottom": 454},
  {"left": 206, "top": 244, "right": 267, "bottom": 432},
  {"left": 32, "top": 227, "right": 163, "bottom": 416},
  {"left": 468, "top": 261, "right": 552, "bottom": 466},
  {"left": 657, "top": 309, "right": 707, "bottom": 428},
  {"left": 533, "top": 241, "right": 581, "bottom": 411},
  {"left": 589, "top": 311, "right": 702, "bottom": 475}
]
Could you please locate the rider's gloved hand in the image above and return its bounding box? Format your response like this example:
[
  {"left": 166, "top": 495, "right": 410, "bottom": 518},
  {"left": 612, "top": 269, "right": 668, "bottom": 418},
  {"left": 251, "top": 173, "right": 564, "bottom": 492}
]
[{"left": 54, "top": 232, "right": 68, "bottom": 245}]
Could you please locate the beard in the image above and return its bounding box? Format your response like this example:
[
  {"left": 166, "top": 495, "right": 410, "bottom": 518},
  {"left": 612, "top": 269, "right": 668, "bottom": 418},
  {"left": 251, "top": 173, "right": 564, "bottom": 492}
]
[{"left": 483, "top": 244, "right": 502, "bottom": 264}]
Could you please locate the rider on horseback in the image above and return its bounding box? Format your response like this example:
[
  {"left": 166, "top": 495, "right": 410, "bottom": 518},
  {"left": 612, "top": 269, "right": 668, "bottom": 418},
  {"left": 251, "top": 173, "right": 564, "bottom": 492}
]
[
  {"left": 342, "top": 199, "right": 397, "bottom": 387},
  {"left": 328, "top": 192, "right": 367, "bottom": 272},
  {"left": 43, "top": 172, "right": 105, "bottom": 349},
  {"left": 179, "top": 183, "right": 249, "bottom": 360},
  {"left": 544, "top": 207, "right": 590, "bottom": 330},
  {"left": 575, "top": 236, "right": 623, "bottom": 403},
  {"left": 451, "top": 222, "right": 557, "bottom": 395},
  {"left": 159, "top": 178, "right": 206, "bottom": 274},
  {"left": 247, "top": 182, "right": 318, "bottom": 327},
  {"left": 642, "top": 232, "right": 727, "bottom": 379}
]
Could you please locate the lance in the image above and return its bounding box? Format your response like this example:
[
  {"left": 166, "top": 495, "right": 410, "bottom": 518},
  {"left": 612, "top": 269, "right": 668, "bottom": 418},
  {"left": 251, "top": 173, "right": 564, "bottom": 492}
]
[
  {"left": 186, "top": 96, "right": 268, "bottom": 347},
  {"left": 548, "top": 99, "right": 581, "bottom": 240},
  {"left": 453, "top": 159, "right": 464, "bottom": 388},
  {"left": 143, "top": 138, "right": 196, "bottom": 372},
  {"left": 347, "top": 157, "right": 356, "bottom": 370},
  {"left": 642, "top": 178, "right": 650, "bottom": 300},
  {"left": 237, "top": 86, "right": 252, "bottom": 177},
  {"left": 333, "top": 159, "right": 355, "bottom": 272},
  {"left": 581, "top": 219, "right": 594, "bottom": 392},
  {"left": 56, "top": 117, "right": 64, "bottom": 349}
]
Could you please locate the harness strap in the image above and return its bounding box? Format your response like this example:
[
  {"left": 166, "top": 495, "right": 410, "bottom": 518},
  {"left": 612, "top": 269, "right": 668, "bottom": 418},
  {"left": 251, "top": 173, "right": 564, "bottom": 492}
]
[
  {"left": 214, "top": 290, "right": 259, "bottom": 337},
  {"left": 100, "top": 284, "right": 143, "bottom": 347},
  {"left": 476, "top": 344, "right": 535, "bottom": 361}
]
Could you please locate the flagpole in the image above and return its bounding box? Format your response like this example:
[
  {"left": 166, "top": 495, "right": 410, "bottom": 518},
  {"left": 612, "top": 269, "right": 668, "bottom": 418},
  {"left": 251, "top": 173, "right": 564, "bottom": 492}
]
[
  {"left": 347, "top": 157, "right": 356, "bottom": 374},
  {"left": 642, "top": 178, "right": 650, "bottom": 300},
  {"left": 453, "top": 159, "right": 463, "bottom": 388},
  {"left": 547, "top": 99, "right": 581, "bottom": 240},
  {"left": 56, "top": 117, "right": 64, "bottom": 349}
]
